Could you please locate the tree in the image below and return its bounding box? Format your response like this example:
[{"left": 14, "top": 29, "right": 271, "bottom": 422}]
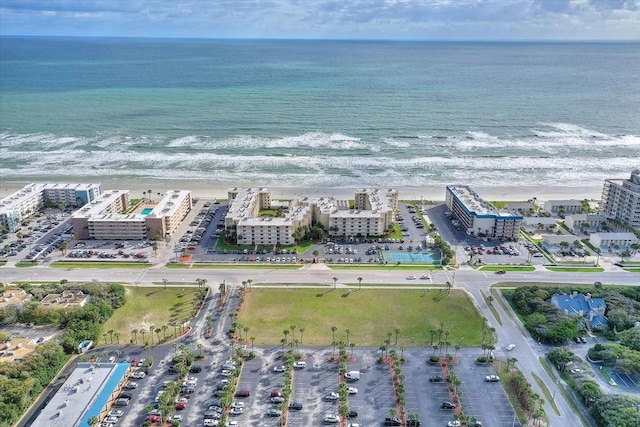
[
  {"left": 332, "top": 276, "right": 338, "bottom": 289},
  {"left": 394, "top": 328, "right": 400, "bottom": 346},
  {"left": 151, "top": 241, "right": 158, "bottom": 254},
  {"left": 155, "top": 327, "right": 162, "bottom": 343},
  {"left": 357, "top": 276, "right": 363, "bottom": 290},
  {"left": 299, "top": 327, "right": 305, "bottom": 344},
  {"left": 283, "top": 329, "right": 289, "bottom": 344},
  {"left": 162, "top": 325, "right": 168, "bottom": 340},
  {"left": 197, "top": 343, "right": 204, "bottom": 356},
  {"left": 114, "top": 332, "right": 120, "bottom": 344},
  {"left": 148, "top": 325, "right": 154, "bottom": 345},
  {"left": 345, "top": 329, "right": 350, "bottom": 344},
  {"left": 162, "top": 278, "right": 168, "bottom": 289},
  {"left": 131, "top": 329, "right": 138, "bottom": 344},
  {"left": 349, "top": 342, "right": 355, "bottom": 358},
  {"left": 331, "top": 326, "right": 337, "bottom": 343},
  {"left": 87, "top": 416, "right": 99, "bottom": 427},
  {"left": 59, "top": 241, "right": 68, "bottom": 256},
  {"left": 108, "top": 329, "right": 114, "bottom": 344}
]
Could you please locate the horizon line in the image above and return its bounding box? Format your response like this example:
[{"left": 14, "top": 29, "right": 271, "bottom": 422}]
[{"left": 1, "top": 34, "right": 638, "bottom": 43}]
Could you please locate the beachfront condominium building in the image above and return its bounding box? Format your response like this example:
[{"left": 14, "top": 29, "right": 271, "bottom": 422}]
[
  {"left": 445, "top": 185, "right": 523, "bottom": 240},
  {"left": 225, "top": 188, "right": 398, "bottom": 246},
  {"left": 0, "top": 183, "right": 102, "bottom": 232},
  {"left": 72, "top": 190, "right": 191, "bottom": 240},
  {"left": 543, "top": 199, "right": 584, "bottom": 217},
  {"left": 600, "top": 169, "right": 640, "bottom": 230}
]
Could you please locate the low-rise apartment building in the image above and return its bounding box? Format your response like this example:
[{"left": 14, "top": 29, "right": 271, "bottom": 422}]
[
  {"left": 589, "top": 232, "right": 639, "bottom": 251},
  {"left": 0, "top": 183, "right": 102, "bottom": 232},
  {"left": 543, "top": 199, "right": 584, "bottom": 216},
  {"left": 225, "top": 188, "right": 398, "bottom": 246},
  {"left": 445, "top": 185, "right": 523, "bottom": 240},
  {"left": 72, "top": 190, "right": 191, "bottom": 240}
]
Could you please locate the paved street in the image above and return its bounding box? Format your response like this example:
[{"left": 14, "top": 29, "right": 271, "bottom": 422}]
[{"left": 5, "top": 263, "right": 638, "bottom": 427}]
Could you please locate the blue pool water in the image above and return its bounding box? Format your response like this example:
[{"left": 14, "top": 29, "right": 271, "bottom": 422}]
[
  {"left": 141, "top": 207, "right": 153, "bottom": 215},
  {"left": 382, "top": 251, "right": 441, "bottom": 265}
]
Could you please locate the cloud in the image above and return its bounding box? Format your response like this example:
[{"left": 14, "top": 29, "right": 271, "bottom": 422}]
[{"left": 0, "top": 0, "right": 638, "bottom": 40}]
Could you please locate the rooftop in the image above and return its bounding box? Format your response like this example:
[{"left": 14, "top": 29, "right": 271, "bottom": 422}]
[
  {"left": 72, "top": 190, "right": 129, "bottom": 218},
  {"left": 147, "top": 190, "right": 191, "bottom": 218},
  {"left": 32, "top": 362, "right": 129, "bottom": 427},
  {"left": 447, "top": 185, "right": 521, "bottom": 219}
]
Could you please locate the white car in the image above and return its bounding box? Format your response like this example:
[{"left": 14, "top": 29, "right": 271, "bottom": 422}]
[
  {"left": 230, "top": 407, "right": 244, "bottom": 415},
  {"left": 419, "top": 274, "right": 430, "bottom": 280},
  {"left": 220, "top": 369, "right": 232, "bottom": 377},
  {"left": 324, "top": 413, "right": 340, "bottom": 423},
  {"left": 107, "top": 410, "right": 123, "bottom": 417},
  {"left": 172, "top": 414, "right": 183, "bottom": 421},
  {"left": 406, "top": 275, "right": 417, "bottom": 280},
  {"left": 232, "top": 401, "right": 245, "bottom": 409},
  {"left": 324, "top": 392, "right": 339, "bottom": 401},
  {"left": 131, "top": 371, "right": 146, "bottom": 379},
  {"left": 347, "top": 386, "right": 358, "bottom": 394},
  {"left": 293, "top": 361, "right": 306, "bottom": 368},
  {"left": 506, "top": 344, "right": 516, "bottom": 351},
  {"left": 273, "top": 365, "right": 286, "bottom": 372},
  {"left": 203, "top": 420, "right": 217, "bottom": 426}
]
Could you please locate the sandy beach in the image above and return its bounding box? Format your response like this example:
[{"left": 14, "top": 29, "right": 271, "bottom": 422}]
[{"left": 0, "top": 179, "right": 604, "bottom": 203}]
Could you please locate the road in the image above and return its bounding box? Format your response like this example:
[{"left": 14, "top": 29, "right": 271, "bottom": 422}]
[{"left": 4, "top": 263, "right": 637, "bottom": 427}]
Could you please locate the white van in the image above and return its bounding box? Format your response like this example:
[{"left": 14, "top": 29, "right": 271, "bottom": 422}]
[{"left": 345, "top": 371, "right": 360, "bottom": 381}]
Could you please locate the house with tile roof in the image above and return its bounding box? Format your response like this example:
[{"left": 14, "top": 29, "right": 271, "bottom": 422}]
[{"left": 549, "top": 292, "right": 607, "bottom": 330}]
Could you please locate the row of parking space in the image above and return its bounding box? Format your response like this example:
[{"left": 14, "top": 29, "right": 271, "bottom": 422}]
[{"left": 233, "top": 348, "right": 523, "bottom": 427}]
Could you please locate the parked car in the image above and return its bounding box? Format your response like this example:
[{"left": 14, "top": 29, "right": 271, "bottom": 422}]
[
  {"left": 266, "top": 407, "right": 282, "bottom": 417},
  {"left": 485, "top": 375, "right": 500, "bottom": 382},
  {"left": 441, "top": 401, "right": 456, "bottom": 409},
  {"left": 293, "top": 361, "right": 306, "bottom": 368},
  {"left": 235, "top": 389, "right": 250, "bottom": 397},
  {"left": 347, "top": 386, "right": 358, "bottom": 394},
  {"left": 324, "top": 392, "right": 339, "bottom": 401},
  {"left": 271, "top": 396, "right": 285, "bottom": 403},
  {"left": 495, "top": 269, "right": 506, "bottom": 274},
  {"left": 288, "top": 401, "right": 303, "bottom": 410},
  {"left": 323, "top": 413, "right": 340, "bottom": 423},
  {"left": 273, "top": 365, "right": 286, "bottom": 372},
  {"left": 429, "top": 375, "right": 444, "bottom": 382},
  {"left": 506, "top": 344, "right": 516, "bottom": 351},
  {"left": 406, "top": 275, "right": 417, "bottom": 280},
  {"left": 406, "top": 420, "right": 421, "bottom": 426},
  {"left": 384, "top": 416, "right": 402, "bottom": 426}
]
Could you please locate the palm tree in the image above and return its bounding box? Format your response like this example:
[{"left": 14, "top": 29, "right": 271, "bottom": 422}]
[
  {"left": 282, "top": 329, "right": 289, "bottom": 344},
  {"left": 59, "top": 241, "right": 68, "bottom": 256},
  {"left": 243, "top": 326, "right": 249, "bottom": 341},
  {"left": 108, "top": 329, "right": 114, "bottom": 344},
  {"left": 87, "top": 416, "right": 99, "bottom": 427},
  {"left": 429, "top": 329, "right": 436, "bottom": 346},
  {"left": 131, "top": 329, "right": 138, "bottom": 344},
  {"left": 162, "top": 325, "right": 168, "bottom": 340},
  {"left": 332, "top": 276, "right": 338, "bottom": 289},
  {"left": 149, "top": 325, "right": 155, "bottom": 345},
  {"left": 197, "top": 343, "right": 204, "bottom": 356},
  {"left": 114, "top": 332, "right": 120, "bottom": 344},
  {"left": 394, "top": 328, "right": 400, "bottom": 346},
  {"left": 148, "top": 189, "right": 152, "bottom": 201},
  {"left": 357, "top": 276, "right": 363, "bottom": 290},
  {"left": 250, "top": 336, "right": 255, "bottom": 352},
  {"left": 290, "top": 324, "right": 296, "bottom": 339},
  {"left": 155, "top": 327, "right": 162, "bottom": 343},
  {"left": 299, "top": 327, "right": 305, "bottom": 344},
  {"left": 345, "top": 329, "right": 350, "bottom": 344},
  {"left": 331, "top": 326, "right": 337, "bottom": 343},
  {"left": 349, "top": 342, "right": 355, "bottom": 358},
  {"left": 162, "top": 278, "right": 168, "bottom": 289},
  {"left": 139, "top": 329, "right": 146, "bottom": 344}
]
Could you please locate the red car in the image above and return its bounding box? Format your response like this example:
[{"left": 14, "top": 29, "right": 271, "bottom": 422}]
[
  {"left": 495, "top": 270, "right": 506, "bottom": 274},
  {"left": 146, "top": 414, "right": 161, "bottom": 423},
  {"left": 174, "top": 401, "right": 187, "bottom": 410}
]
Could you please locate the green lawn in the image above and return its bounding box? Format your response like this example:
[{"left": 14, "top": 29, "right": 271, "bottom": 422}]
[
  {"left": 100, "top": 286, "right": 202, "bottom": 346},
  {"left": 238, "top": 288, "right": 485, "bottom": 347},
  {"left": 50, "top": 261, "right": 150, "bottom": 269},
  {"left": 15, "top": 261, "right": 38, "bottom": 267},
  {"left": 478, "top": 266, "right": 535, "bottom": 272},
  {"left": 545, "top": 266, "right": 604, "bottom": 272},
  {"left": 329, "top": 264, "right": 441, "bottom": 271},
  {"left": 623, "top": 268, "right": 640, "bottom": 272},
  {"left": 166, "top": 263, "right": 302, "bottom": 269}
]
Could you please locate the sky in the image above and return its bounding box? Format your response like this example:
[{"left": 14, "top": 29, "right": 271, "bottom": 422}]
[{"left": 0, "top": 0, "right": 639, "bottom": 41}]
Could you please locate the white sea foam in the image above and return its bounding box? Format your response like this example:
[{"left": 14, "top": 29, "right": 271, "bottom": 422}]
[{"left": 2, "top": 126, "right": 639, "bottom": 190}]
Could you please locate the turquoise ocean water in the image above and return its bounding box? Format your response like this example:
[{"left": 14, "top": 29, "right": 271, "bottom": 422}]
[{"left": 1, "top": 37, "right": 638, "bottom": 189}]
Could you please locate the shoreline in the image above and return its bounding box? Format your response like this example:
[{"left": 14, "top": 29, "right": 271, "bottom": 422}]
[{"left": 0, "top": 179, "right": 604, "bottom": 203}]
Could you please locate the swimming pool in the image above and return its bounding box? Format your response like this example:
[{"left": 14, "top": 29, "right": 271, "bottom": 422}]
[
  {"left": 141, "top": 208, "right": 153, "bottom": 215},
  {"left": 381, "top": 251, "right": 441, "bottom": 265}
]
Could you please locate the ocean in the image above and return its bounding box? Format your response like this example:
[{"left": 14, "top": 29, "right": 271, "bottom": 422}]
[{"left": 1, "top": 37, "right": 639, "bottom": 194}]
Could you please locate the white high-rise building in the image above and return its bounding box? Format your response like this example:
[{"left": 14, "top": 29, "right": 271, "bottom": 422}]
[{"left": 600, "top": 170, "right": 640, "bottom": 230}]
